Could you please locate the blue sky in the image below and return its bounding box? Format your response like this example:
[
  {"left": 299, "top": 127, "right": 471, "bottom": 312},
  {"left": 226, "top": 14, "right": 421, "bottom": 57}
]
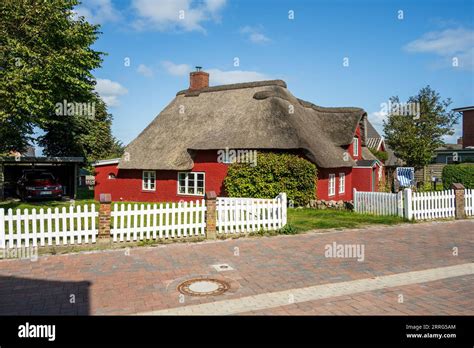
[{"left": 76, "top": 0, "right": 474, "bottom": 146}]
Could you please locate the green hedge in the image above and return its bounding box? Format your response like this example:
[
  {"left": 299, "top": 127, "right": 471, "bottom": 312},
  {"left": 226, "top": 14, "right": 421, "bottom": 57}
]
[
  {"left": 442, "top": 163, "right": 474, "bottom": 189},
  {"left": 224, "top": 152, "right": 317, "bottom": 206}
]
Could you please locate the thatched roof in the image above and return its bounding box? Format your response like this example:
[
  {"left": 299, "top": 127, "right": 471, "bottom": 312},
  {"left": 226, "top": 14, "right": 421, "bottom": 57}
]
[{"left": 119, "top": 80, "right": 367, "bottom": 170}]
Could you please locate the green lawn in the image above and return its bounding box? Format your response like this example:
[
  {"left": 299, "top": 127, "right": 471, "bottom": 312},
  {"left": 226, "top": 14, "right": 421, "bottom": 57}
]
[{"left": 287, "top": 208, "right": 406, "bottom": 232}]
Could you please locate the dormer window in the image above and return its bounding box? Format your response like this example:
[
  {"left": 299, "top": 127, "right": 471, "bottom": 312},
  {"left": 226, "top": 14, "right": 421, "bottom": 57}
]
[{"left": 353, "top": 137, "right": 359, "bottom": 157}]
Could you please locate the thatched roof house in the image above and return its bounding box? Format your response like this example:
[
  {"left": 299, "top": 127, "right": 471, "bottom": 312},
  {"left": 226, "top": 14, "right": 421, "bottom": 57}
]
[
  {"left": 94, "top": 69, "right": 384, "bottom": 202},
  {"left": 120, "top": 79, "right": 376, "bottom": 170}
]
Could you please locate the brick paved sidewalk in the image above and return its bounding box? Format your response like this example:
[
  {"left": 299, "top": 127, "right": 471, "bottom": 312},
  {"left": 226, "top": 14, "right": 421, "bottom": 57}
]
[{"left": 0, "top": 220, "right": 472, "bottom": 315}]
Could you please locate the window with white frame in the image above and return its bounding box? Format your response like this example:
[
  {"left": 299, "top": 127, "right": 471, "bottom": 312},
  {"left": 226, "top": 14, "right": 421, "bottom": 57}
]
[
  {"left": 328, "top": 174, "right": 336, "bottom": 196},
  {"left": 178, "top": 172, "right": 205, "bottom": 196},
  {"left": 353, "top": 137, "right": 359, "bottom": 157},
  {"left": 142, "top": 171, "right": 156, "bottom": 191},
  {"left": 339, "top": 172, "right": 345, "bottom": 194}
]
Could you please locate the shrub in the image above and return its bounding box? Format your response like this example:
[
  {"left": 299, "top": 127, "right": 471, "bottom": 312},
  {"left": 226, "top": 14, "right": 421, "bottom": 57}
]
[
  {"left": 224, "top": 152, "right": 317, "bottom": 206},
  {"left": 369, "top": 148, "right": 388, "bottom": 162},
  {"left": 442, "top": 163, "right": 474, "bottom": 189}
]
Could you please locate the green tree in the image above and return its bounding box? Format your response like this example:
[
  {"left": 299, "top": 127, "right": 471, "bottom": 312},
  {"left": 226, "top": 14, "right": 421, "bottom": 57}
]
[
  {"left": 38, "top": 98, "right": 124, "bottom": 163},
  {"left": 0, "top": 0, "right": 121, "bottom": 163},
  {"left": 383, "top": 86, "right": 458, "bottom": 169}
]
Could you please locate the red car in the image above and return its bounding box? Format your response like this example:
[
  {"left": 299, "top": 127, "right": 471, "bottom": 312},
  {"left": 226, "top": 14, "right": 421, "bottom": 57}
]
[{"left": 17, "top": 171, "right": 63, "bottom": 201}]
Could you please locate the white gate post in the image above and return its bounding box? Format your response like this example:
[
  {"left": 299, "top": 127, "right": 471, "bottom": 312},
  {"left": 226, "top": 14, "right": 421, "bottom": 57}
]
[
  {"left": 403, "top": 188, "right": 412, "bottom": 220},
  {"left": 353, "top": 188, "right": 357, "bottom": 212},
  {"left": 397, "top": 191, "right": 404, "bottom": 217},
  {"left": 278, "top": 192, "right": 287, "bottom": 226}
]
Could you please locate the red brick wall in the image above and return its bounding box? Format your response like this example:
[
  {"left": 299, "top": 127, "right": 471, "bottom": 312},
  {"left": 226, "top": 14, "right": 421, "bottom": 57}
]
[
  {"left": 94, "top": 150, "right": 228, "bottom": 202},
  {"left": 463, "top": 110, "right": 474, "bottom": 148}
]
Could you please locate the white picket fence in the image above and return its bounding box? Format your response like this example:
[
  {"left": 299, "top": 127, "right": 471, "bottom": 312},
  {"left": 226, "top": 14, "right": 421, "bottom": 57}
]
[
  {"left": 465, "top": 189, "right": 474, "bottom": 217},
  {"left": 410, "top": 190, "right": 455, "bottom": 220},
  {"left": 353, "top": 190, "right": 403, "bottom": 217},
  {"left": 110, "top": 201, "right": 206, "bottom": 242},
  {"left": 354, "top": 188, "right": 462, "bottom": 220},
  {"left": 216, "top": 193, "right": 287, "bottom": 234},
  {"left": 0, "top": 205, "right": 98, "bottom": 249}
]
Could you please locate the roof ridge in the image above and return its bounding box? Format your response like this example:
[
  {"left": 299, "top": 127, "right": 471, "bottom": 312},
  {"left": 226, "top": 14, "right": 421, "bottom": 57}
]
[
  {"left": 297, "top": 98, "right": 364, "bottom": 113},
  {"left": 176, "top": 79, "right": 287, "bottom": 96}
]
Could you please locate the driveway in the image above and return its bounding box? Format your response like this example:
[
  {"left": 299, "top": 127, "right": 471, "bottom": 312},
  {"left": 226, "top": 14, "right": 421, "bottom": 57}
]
[{"left": 0, "top": 220, "right": 473, "bottom": 315}]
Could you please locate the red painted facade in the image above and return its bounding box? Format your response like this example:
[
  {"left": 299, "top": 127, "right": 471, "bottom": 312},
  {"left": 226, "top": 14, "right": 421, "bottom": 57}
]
[
  {"left": 316, "top": 167, "right": 353, "bottom": 201},
  {"left": 94, "top": 150, "right": 229, "bottom": 202},
  {"left": 94, "top": 126, "right": 382, "bottom": 202}
]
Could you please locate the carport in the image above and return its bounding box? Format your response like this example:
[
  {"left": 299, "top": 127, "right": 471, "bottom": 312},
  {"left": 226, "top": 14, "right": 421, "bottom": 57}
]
[{"left": 0, "top": 157, "right": 84, "bottom": 200}]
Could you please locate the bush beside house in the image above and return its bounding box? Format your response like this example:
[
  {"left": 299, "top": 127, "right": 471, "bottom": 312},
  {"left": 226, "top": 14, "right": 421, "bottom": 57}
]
[
  {"left": 442, "top": 163, "right": 474, "bottom": 189},
  {"left": 224, "top": 152, "right": 317, "bottom": 206}
]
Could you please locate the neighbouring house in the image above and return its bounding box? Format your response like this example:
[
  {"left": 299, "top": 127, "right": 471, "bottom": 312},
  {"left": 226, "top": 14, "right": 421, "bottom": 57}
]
[
  {"left": 415, "top": 106, "right": 474, "bottom": 184},
  {"left": 365, "top": 120, "right": 403, "bottom": 189},
  {"left": 93, "top": 69, "right": 383, "bottom": 203},
  {"left": 432, "top": 106, "right": 474, "bottom": 164}
]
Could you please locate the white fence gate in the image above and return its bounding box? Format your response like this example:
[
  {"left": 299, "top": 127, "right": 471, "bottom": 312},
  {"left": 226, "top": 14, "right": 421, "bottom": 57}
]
[
  {"left": 353, "top": 189, "right": 403, "bottom": 217},
  {"left": 216, "top": 193, "right": 287, "bottom": 234},
  {"left": 0, "top": 205, "right": 98, "bottom": 249},
  {"left": 110, "top": 201, "right": 206, "bottom": 242},
  {"left": 410, "top": 190, "right": 455, "bottom": 220},
  {"left": 465, "top": 189, "right": 474, "bottom": 217}
]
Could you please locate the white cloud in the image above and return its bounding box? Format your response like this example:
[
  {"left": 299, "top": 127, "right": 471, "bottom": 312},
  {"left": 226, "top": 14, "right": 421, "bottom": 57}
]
[
  {"left": 207, "top": 69, "right": 270, "bottom": 85},
  {"left": 95, "top": 79, "right": 128, "bottom": 107},
  {"left": 404, "top": 28, "right": 474, "bottom": 70},
  {"left": 74, "top": 0, "right": 120, "bottom": 24},
  {"left": 162, "top": 61, "right": 192, "bottom": 76},
  {"left": 240, "top": 26, "right": 271, "bottom": 44},
  {"left": 137, "top": 64, "right": 154, "bottom": 77},
  {"left": 132, "top": 0, "right": 227, "bottom": 32}
]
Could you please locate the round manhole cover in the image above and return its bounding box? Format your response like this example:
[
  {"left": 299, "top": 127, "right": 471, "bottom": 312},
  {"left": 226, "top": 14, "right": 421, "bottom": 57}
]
[{"left": 178, "top": 278, "right": 230, "bottom": 296}]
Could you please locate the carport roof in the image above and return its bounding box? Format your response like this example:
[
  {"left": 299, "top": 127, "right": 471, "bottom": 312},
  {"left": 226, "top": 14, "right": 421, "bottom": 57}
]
[{"left": 0, "top": 156, "right": 84, "bottom": 164}]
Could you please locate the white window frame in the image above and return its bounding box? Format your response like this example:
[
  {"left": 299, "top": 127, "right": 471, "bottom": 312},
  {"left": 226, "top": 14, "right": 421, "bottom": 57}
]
[
  {"left": 339, "top": 172, "right": 345, "bottom": 194},
  {"left": 177, "top": 172, "right": 205, "bottom": 196},
  {"left": 353, "top": 137, "right": 359, "bottom": 157},
  {"left": 142, "top": 170, "right": 156, "bottom": 191},
  {"left": 328, "top": 174, "right": 336, "bottom": 197}
]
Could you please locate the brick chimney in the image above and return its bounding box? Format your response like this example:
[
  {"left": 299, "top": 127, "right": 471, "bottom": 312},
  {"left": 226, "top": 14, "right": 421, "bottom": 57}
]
[{"left": 189, "top": 66, "right": 209, "bottom": 90}]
